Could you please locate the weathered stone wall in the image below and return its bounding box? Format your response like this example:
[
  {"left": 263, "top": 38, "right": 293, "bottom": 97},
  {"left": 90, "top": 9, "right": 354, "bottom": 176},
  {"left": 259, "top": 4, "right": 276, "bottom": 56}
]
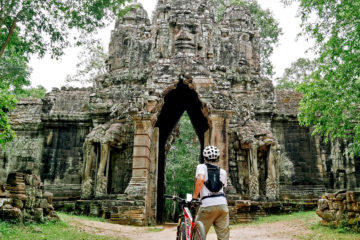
[
  {"left": 41, "top": 88, "right": 93, "bottom": 199},
  {"left": 0, "top": 99, "right": 44, "bottom": 184},
  {"left": 0, "top": 88, "right": 93, "bottom": 200},
  {"left": 272, "top": 90, "right": 360, "bottom": 198}
]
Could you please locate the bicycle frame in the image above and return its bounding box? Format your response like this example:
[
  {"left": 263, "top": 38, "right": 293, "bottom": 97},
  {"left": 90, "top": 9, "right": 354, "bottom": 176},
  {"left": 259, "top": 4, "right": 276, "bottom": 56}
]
[
  {"left": 165, "top": 195, "right": 201, "bottom": 240},
  {"left": 183, "top": 205, "right": 194, "bottom": 240}
]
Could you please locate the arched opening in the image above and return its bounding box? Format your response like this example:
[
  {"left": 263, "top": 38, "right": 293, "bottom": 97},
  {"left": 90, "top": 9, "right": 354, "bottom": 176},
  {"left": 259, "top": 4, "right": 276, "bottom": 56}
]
[{"left": 155, "top": 80, "right": 209, "bottom": 223}]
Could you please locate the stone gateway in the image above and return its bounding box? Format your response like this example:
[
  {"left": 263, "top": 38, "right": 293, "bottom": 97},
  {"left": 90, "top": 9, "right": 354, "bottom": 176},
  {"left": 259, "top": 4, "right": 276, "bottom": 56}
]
[{"left": 0, "top": 0, "right": 359, "bottom": 226}]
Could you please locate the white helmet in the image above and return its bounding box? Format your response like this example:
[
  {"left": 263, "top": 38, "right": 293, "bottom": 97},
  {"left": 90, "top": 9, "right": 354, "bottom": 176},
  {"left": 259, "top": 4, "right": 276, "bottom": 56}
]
[{"left": 203, "top": 145, "right": 220, "bottom": 161}]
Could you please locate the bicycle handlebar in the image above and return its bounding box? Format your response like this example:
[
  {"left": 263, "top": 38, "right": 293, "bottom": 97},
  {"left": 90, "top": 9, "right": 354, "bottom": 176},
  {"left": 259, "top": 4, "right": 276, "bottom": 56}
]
[{"left": 164, "top": 195, "right": 201, "bottom": 205}]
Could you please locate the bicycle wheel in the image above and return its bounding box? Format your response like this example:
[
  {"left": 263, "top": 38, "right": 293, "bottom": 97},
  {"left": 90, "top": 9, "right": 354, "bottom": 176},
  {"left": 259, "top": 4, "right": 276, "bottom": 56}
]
[
  {"left": 177, "top": 222, "right": 186, "bottom": 240},
  {"left": 191, "top": 221, "right": 206, "bottom": 240}
]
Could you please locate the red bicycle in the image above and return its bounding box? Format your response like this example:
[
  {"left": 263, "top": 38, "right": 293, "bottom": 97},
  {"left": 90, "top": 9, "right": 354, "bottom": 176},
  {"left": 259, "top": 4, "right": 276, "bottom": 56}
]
[{"left": 165, "top": 195, "right": 206, "bottom": 240}]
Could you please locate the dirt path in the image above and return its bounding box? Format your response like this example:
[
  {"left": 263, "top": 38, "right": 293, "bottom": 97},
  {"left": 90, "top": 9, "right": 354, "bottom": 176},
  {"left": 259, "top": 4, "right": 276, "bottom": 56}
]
[{"left": 68, "top": 216, "right": 316, "bottom": 240}]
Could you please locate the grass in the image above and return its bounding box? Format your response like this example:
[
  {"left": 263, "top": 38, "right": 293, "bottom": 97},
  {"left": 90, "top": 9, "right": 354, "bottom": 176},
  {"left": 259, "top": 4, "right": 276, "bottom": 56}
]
[
  {"left": 299, "top": 222, "right": 360, "bottom": 240},
  {"left": 57, "top": 211, "right": 105, "bottom": 222},
  {"left": 0, "top": 213, "right": 125, "bottom": 240},
  {"left": 251, "top": 211, "right": 316, "bottom": 225}
]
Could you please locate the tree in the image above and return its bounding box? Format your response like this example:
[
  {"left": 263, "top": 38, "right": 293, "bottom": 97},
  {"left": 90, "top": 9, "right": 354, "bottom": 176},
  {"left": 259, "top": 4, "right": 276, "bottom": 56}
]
[
  {"left": 213, "top": 0, "right": 283, "bottom": 77},
  {"left": 165, "top": 113, "right": 200, "bottom": 221},
  {"left": 276, "top": 58, "right": 316, "bottom": 90},
  {"left": 65, "top": 39, "right": 108, "bottom": 87},
  {"left": 284, "top": 0, "right": 360, "bottom": 156},
  {"left": 0, "top": 0, "right": 131, "bottom": 146},
  {"left": 0, "top": 0, "right": 130, "bottom": 59}
]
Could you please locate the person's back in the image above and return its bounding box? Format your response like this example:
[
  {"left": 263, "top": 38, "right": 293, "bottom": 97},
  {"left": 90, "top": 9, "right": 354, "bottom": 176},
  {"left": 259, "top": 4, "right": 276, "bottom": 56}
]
[{"left": 193, "top": 146, "right": 230, "bottom": 240}]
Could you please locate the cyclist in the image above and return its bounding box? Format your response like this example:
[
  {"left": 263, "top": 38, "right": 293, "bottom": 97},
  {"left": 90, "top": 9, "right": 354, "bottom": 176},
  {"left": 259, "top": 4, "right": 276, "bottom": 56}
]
[{"left": 193, "top": 145, "right": 230, "bottom": 240}]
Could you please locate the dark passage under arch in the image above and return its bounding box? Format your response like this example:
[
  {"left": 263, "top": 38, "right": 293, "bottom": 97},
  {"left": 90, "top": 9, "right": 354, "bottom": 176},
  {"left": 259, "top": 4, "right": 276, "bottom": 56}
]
[{"left": 155, "top": 81, "right": 209, "bottom": 223}]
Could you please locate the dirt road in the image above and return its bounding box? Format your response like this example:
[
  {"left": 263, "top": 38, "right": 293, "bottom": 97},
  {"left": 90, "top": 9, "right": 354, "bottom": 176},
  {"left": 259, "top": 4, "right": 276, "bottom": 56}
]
[{"left": 68, "top": 217, "right": 315, "bottom": 240}]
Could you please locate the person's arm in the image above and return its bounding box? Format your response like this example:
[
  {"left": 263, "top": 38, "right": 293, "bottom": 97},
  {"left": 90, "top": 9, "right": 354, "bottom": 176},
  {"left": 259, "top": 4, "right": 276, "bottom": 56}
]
[{"left": 193, "top": 174, "right": 205, "bottom": 199}]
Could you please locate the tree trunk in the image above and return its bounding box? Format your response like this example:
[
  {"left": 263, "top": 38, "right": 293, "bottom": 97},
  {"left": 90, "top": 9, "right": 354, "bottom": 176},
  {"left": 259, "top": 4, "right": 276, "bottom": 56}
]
[{"left": 0, "top": 19, "right": 17, "bottom": 58}]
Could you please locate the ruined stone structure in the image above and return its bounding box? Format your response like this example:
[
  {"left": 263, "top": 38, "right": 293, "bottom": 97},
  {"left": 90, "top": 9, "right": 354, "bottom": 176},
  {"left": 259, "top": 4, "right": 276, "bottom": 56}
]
[
  {"left": 0, "top": 172, "right": 59, "bottom": 223},
  {"left": 317, "top": 190, "right": 360, "bottom": 231},
  {"left": 0, "top": 0, "right": 359, "bottom": 226}
]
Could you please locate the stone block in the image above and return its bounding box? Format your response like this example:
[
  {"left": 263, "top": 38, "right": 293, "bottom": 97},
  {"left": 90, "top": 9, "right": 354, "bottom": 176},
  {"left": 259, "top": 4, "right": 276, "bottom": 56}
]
[
  {"left": 336, "top": 193, "right": 346, "bottom": 201},
  {"left": 316, "top": 210, "right": 333, "bottom": 222},
  {"left": 0, "top": 198, "right": 10, "bottom": 208},
  {"left": 133, "top": 146, "right": 150, "bottom": 158},
  {"left": 11, "top": 194, "right": 27, "bottom": 201},
  {"left": 318, "top": 199, "right": 329, "bottom": 211},
  {"left": 38, "top": 199, "right": 49, "bottom": 209},
  {"left": 346, "top": 191, "right": 354, "bottom": 203},
  {"left": 43, "top": 192, "right": 53, "bottom": 204},
  {"left": 0, "top": 207, "right": 22, "bottom": 223},
  {"left": 12, "top": 199, "right": 24, "bottom": 209},
  {"left": 132, "top": 169, "right": 148, "bottom": 178},
  {"left": 34, "top": 208, "right": 44, "bottom": 223},
  {"left": 133, "top": 158, "right": 148, "bottom": 169}
]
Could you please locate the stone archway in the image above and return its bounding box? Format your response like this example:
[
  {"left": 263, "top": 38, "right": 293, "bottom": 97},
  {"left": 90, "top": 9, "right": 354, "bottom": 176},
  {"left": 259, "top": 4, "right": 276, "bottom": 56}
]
[{"left": 154, "top": 80, "right": 210, "bottom": 223}]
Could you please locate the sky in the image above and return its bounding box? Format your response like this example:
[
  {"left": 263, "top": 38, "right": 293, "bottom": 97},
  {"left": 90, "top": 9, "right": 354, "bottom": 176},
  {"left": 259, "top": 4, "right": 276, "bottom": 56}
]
[{"left": 29, "top": 0, "right": 314, "bottom": 91}]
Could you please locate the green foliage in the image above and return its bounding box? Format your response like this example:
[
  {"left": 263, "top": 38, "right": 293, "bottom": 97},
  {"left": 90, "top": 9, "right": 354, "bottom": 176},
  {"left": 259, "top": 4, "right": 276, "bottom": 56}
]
[
  {"left": 66, "top": 39, "right": 108, "bottom": 86},
  {"left": 0, "top": 26, "right": 31, "bottom": 93},
  {"left": 250, "top": 211, "right": 315, "bottom": 225},
  {"left": 15, "top": 85, "right": 47, "bottom": 99},
  {"left": 165, "top": 112, "right": 200, "bottom": 221},
  {"left": 276, "top": 58, "right": 316, "bottom": 90},
  {"left": 213, "top": 0, "right": 283, "bottom": 77},
  {"left": 285, "top": 0, "right": 360, "bottom": 156},
  {"left": 0, "top": 0, "right": 131, "bottom": 59},
  {"left": 0, "top": 93, "right": 17, "bottom": 147}
]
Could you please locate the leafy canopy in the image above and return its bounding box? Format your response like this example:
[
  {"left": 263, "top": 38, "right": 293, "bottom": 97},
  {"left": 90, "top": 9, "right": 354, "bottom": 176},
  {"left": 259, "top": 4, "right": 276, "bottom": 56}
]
[
  {"left": 0, "top": 0, "right": 130, "bottom": 59},
  {"left": 276, "top": 58, "right": 316, "bottom": 90},
  {"left": 0, "top": 0, "right": 130, "bottom": 146},
  {"left": 213, "top": 0, "right": 283, "bottom": 77},
  {"left": 284, "top": 0, "right": 360, "bottom": 156}
]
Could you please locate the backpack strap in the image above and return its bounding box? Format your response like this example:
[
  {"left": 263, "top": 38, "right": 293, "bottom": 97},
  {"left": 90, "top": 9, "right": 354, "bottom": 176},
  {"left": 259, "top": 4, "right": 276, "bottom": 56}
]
[{"left": 201, "top": 193, "right": 225, "bottom": 201}]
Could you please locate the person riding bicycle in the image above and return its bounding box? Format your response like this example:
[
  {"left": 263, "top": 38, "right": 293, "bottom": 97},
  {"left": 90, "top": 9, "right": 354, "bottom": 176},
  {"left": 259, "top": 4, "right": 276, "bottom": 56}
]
[{"left": 193, "top": 145, "right": 230, "bottom": 240}]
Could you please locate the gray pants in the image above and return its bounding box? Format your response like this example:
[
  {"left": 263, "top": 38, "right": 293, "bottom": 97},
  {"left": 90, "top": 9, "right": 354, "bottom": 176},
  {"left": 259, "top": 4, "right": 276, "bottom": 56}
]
[{"left": 196, "top": 204, "right": 230, "bottom": 240}]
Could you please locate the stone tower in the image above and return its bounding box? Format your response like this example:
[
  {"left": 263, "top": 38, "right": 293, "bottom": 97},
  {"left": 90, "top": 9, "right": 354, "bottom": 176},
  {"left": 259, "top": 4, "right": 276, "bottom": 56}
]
[{"left": 82, "top": 0, "right": 280, "bottom": 224}]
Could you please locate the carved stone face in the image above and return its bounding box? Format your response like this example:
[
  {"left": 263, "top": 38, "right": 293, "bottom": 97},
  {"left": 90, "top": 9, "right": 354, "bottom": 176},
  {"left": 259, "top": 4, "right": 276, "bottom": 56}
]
[{"left": 173, "top": 21, "right": 199, "bottom": 51}]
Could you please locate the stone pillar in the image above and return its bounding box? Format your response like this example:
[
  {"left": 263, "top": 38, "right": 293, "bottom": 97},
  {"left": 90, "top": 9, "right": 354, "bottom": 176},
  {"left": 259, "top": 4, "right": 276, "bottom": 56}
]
[
  {"left": 208, "top": 111, "right": 230, "bottom": 171},
  {"left": 125, "top": 116, "right": 152, "bottom": 197},
  {"left": 81, "top": 143, "right": 96, "bottom": 199},
  {"left": 249, "top": 144, "right": 259, "bottom": 200},
  {"left": 95, "top": 143, "right": 110, "bottom": 197},
  {"left": 266, "top": 144, "right": 278, "bottom": 200},
  {"left": 208, "top": 111, "right": 236, "bottom": 193},
  {"left": 148, "top": 127, "right": 159, "bottom": 224}
]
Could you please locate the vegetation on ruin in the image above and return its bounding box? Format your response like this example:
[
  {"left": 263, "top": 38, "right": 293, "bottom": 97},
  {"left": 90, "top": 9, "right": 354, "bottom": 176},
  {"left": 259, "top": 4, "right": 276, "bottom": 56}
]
[
  {"left": 282, "top": 0, "right": 360, "bottom": 156},
  {"left": 213, "top": 0, "right": 283, "bottom": 77},
  {"left": 165, "top": 112, "right": 200, "bottom": 222}
]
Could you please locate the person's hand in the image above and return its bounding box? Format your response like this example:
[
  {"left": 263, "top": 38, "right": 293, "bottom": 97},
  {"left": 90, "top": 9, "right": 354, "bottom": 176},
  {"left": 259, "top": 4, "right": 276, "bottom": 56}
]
[{"left": 191, "top": 198, "right": 200, "bottom": 204}]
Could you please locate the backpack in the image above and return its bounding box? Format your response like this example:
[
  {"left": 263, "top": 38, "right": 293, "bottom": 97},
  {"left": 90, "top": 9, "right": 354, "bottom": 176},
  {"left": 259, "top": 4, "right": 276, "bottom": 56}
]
[{"left": 204, "top": 163, "right": 224, "bottom": 193}]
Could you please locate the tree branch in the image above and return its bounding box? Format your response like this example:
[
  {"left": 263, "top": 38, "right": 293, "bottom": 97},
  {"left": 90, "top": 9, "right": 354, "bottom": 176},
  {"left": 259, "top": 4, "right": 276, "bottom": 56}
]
[{"left": 0, "top": 18, "right": 17, "bottom": 58}]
